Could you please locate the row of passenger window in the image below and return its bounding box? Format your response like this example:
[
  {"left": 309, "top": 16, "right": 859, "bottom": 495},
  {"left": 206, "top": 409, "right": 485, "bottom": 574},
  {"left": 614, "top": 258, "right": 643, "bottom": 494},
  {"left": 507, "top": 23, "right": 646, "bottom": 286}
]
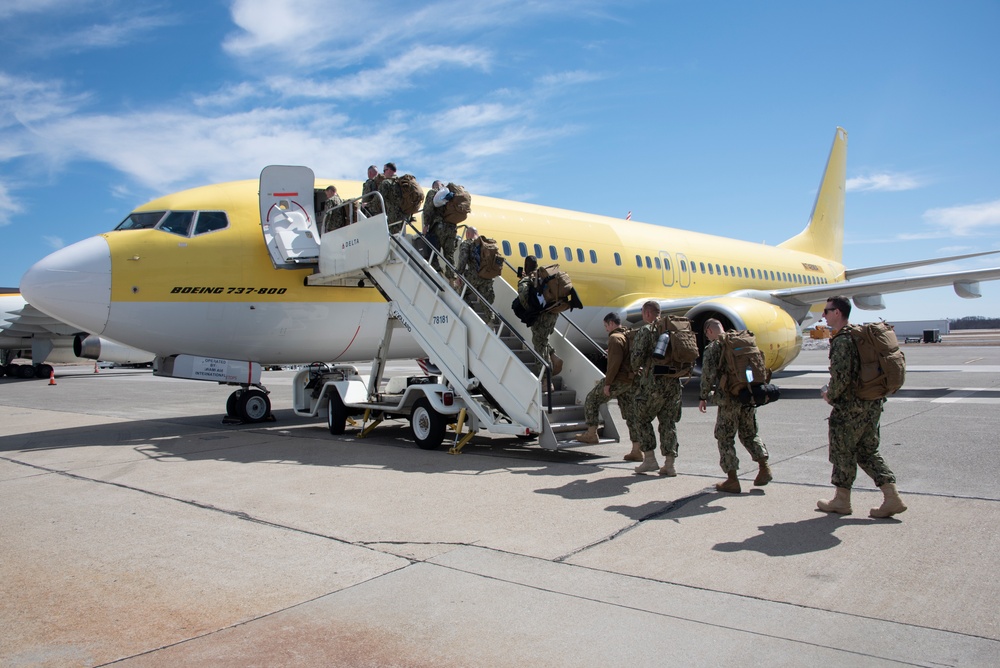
[{"left": 501, "top": 239, "right": 828, "bottom": 286}]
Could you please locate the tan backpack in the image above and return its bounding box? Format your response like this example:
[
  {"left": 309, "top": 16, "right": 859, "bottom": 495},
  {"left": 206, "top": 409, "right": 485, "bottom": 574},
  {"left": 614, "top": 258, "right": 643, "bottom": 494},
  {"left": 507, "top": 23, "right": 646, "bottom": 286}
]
[
  {"left": 718, "top": 330, "right": 771, "bottom": 396},
  {"left": 651, "top": 315, "right": 699, "bottom": 378},
  {"left": 442, "top": 183, "right": 472, "bottom": 225},
  {"left": 847, "top": 322, "right": 906, "bottom": 400}
]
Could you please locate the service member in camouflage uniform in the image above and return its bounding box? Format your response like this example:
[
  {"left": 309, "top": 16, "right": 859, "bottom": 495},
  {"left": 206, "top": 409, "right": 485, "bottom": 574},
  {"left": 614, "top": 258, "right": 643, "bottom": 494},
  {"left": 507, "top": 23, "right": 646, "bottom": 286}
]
[
  {"left": 421, "top": 180, "right": 445, "bottom": 271},
  {"left": 630, "top": 301, "right": 684, "bottom": 476},
  {"left": 817, "top": 296, "right": 907, "bottom": 518},
  {"left": 377, "top": 163, "right": 408, "bottom": 234},
  {"left": 575, "top": 313, "right": 634, "bottom": 445},
  {"left": 361, "top": 165, "right": 383, "bottom": 216},
  {"left": 321, "top": 185, "right": 345, "bottom": 233},
  {"left": 517, "top": 256, "right": 561, "bottom": 374},
  {"left": 454, "top": 227, "right": 496, "bottom": 325},
  {"left": 432, "top": 185, "right": 460, "bottom": 279},
  {"left": 698, "top": 318, "right": 772, "bottom": 493}
]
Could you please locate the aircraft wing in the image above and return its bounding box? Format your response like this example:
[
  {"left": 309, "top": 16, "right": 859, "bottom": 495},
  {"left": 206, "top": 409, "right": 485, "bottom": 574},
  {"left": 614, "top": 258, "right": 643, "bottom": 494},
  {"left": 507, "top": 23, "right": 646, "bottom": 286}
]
[
  {"left": 844, "top": 249, "right": 1000, "bottom": 280},
  {"left": 1, "top": 299, "right": 82, "bottom": 337},
  {"left": 769, "top": 265, "right": 1000, "bottom": 310},
  {"left": 626, "top": 264, "right": 1000, "bottom": 324}
]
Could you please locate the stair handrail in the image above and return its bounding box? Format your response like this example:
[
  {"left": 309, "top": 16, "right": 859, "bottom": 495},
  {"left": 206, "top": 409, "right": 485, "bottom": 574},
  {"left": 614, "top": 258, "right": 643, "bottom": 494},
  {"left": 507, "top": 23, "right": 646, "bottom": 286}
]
[{"left": 395, "top": 220, "right": 557, "bottom": 413}]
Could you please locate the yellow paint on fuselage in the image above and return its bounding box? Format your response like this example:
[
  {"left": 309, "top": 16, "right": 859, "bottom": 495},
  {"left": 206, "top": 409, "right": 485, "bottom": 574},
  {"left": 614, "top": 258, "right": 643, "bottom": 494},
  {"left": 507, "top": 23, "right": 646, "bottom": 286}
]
[{"left": 108, "top": 177, "right": 846, "bottom": 316}]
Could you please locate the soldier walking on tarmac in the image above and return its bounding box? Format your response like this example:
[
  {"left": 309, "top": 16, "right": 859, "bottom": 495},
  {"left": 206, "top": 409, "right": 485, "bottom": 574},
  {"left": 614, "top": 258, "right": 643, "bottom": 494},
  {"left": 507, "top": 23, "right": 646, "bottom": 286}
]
[
  {"left": 817, "top": 295, "right": 907, "bottom": 518},
  {"left": 631, "top": 301, "right": 684, "bottom": 476},
  {"left": 698, "top": 318, "right": 772, "bottom": 493}
]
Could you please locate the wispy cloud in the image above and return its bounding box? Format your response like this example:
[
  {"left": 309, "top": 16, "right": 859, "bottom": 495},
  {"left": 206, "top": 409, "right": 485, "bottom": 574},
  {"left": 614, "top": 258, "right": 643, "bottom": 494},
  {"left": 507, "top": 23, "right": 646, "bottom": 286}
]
[
  {"left": 0, "top": 0, "right": 76, "bottom": 20},
  {"left": 923, "top": 199, "right": 1000, "bottom": 236},
  {"left": 846, "top": 172, "right": 922, "bottom": 192},
  {"left": 427, "top": 103, "right": 522, "bottom": 133},
  {"left": 42, "top": 235, "right": 64, "bottom": 250},
  {"left": 0, "top": 180, "right": 23, "bottom": 226},
  {"left": 64, "top": 12, "right": 179, "bottom": 50},
  {"left": 267, "top": 45, "right": 492, "bottom": 101}
]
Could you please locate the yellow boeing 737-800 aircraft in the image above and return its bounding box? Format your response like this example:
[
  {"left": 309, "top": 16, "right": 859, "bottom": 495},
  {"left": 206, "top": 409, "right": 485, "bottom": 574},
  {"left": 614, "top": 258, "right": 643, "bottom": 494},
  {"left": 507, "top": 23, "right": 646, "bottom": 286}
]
[{"left": 19, "top": 127, "right": 1000, "bottom": 421}]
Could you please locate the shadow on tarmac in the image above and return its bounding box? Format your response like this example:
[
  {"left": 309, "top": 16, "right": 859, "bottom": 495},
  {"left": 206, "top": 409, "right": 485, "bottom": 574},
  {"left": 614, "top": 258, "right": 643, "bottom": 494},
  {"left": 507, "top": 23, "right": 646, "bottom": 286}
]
[
  {"left": 713, "top": 514, "right": 880, "bottom": 556},
  {"left": 0, "top": 408, "right": 607, "bottom": 477}
]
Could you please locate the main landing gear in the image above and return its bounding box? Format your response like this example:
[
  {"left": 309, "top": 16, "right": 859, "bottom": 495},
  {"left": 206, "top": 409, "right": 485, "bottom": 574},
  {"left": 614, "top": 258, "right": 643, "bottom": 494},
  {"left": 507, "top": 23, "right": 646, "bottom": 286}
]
[{"left": 225, "top": 386, "right": 274, "bottom": 424}]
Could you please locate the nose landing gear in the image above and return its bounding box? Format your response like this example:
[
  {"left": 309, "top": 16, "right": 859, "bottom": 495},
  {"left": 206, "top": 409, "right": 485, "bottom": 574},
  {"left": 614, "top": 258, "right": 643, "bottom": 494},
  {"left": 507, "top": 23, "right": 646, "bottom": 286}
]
[{"left": 225, "top": 386, "right": 273, "bottom": 423}]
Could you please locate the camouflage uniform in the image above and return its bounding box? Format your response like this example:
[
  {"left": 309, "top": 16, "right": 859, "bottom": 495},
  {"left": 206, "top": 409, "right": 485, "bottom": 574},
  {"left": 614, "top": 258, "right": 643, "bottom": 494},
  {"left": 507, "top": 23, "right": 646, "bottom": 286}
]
[
  {"left": 700, "top": 337, "right": 768, "bottom": 473},
  {"left": 362, "top": 175, "right": 383, "bottom": 215},
  {"left": 421, "top": 189, "right": 444, "bottom": 271},
  {"left": 826, "top": 327, "right": 895, "bottom": 489},
  {"left": 378, "top": 178, "right": 407, "bottom": 234},
  {"left": 438, "top": 220, "right": 459, "bottom": 279},
  {"left": 455, "top": 238, "right": 496, "bottom": 325},
  {"left": 583, "top": 325, "right": 635, "bottom": 427},
  {"left": 322, "top": 194, "right": 345, "bottom": 233},
  {"left": 518, "top": 274, "right": 558, "bottom": 359},
  {"left": 630, "top": 322, "right": 683, "bottom": 455}
]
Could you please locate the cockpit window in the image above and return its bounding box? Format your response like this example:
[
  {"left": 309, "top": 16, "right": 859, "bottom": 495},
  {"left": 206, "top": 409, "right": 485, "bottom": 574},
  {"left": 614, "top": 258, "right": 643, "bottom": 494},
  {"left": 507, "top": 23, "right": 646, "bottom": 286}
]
[
  {"left": 157, "top": 211, "right": 195, "bottom": 236},
  {"left": 116, "top": 211, "right": 165, "bottom": 230},
  {"left": 193, "top": 211, "right": 228, "bottom": 235}
]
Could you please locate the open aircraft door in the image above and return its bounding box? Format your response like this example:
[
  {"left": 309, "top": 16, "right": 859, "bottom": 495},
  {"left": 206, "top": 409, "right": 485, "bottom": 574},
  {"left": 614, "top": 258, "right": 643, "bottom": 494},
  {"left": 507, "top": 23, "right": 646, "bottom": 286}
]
[{"left": 259, "top": 165, "right": 320, "bottom": 269}]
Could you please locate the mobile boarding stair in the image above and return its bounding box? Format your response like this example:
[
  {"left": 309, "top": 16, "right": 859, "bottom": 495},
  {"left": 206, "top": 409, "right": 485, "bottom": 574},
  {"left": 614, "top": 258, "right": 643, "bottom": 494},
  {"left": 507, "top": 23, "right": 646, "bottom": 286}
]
[{"left": 263, "top": 167, "right": 620, "bottom": 452}]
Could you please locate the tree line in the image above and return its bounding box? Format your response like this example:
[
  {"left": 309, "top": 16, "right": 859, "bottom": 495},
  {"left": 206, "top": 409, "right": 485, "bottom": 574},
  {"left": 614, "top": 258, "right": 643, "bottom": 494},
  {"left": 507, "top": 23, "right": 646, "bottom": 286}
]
[{"left": 950, "top": 316, "right": 1000, "bottom": 329}]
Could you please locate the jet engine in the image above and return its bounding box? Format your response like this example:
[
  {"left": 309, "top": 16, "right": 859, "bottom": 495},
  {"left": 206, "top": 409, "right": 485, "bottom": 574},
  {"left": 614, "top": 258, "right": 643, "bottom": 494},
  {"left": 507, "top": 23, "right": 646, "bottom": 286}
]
[
  {"left": 73, "top": 334, "right": 155, "bottom": 366},
  {"left": 686, "top": 297, "right": 802, "bottom": 372}
]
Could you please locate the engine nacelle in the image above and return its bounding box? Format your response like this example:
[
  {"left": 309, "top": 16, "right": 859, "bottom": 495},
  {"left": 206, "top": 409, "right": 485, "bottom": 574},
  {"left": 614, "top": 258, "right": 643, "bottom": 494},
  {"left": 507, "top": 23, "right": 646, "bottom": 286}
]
[
  {"left": 686, "top": 297, "right": 802, "bottom": 372},
  {"left": 73, "top": 334, "right": 155, "bottom": 365}
]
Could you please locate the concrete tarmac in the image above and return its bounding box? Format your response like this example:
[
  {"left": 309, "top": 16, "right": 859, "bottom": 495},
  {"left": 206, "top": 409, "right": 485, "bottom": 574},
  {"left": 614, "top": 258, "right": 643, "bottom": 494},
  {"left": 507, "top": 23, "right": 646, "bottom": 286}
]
[{"left": 1, "top": 343, "right": 998, "bottom": 667}]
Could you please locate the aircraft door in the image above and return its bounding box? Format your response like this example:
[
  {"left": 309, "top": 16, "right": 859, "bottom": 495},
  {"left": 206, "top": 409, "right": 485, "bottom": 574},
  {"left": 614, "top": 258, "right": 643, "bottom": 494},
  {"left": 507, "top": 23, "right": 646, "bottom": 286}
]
[
  {"left": 259, "top": 165, "right": 320, "bottom": 268},
  {"left": 659, "top": 251, "right": 675, "bottom": 287},
  {"left": 677, "top": 253, "right": 691, "bottom": 288}
]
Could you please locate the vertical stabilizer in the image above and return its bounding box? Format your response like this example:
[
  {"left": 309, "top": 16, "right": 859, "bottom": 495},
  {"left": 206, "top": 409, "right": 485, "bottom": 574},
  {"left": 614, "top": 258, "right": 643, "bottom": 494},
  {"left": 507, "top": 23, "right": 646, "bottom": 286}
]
[{"left": 778, "top": 127, "right": 847, "bottom": 263}]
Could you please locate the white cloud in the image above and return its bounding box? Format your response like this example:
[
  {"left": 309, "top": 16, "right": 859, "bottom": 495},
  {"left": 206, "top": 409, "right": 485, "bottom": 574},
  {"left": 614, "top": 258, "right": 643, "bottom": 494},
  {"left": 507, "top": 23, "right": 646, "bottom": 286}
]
[
  {"left": 222, "top": 0, "right": 599, "bottom": 68},
  {"left": 0, "top": 180, "right": 23, "bottom": 226},
  {"left": 0, "top": 0, "right": 77, "bottom": 20},
  {"left": 265, "top": 45, "right": 492, "bottom": 101},
  {"left": 192, "top": 83, "right": 261, "bottom": 109},
  {"left": 0, "top": 72, "right": 91, "bottom": 130},
  {"left": 428, "top": 103, "right": 522, "bottom": 133},
  {"left": 536, "top": 70, "right": 604, "bottom": 88},
  {"left": 42, "top": 235, "right": 64, "bottom": 250},
  {"left": 846, "top": 172, "right": 921, "bottom": 192},
  {"left": 923, "top": 199, "right": 1000, "bottom": 236},
  {"left": 65, "top": 13, "right": 179, "bottom": 50}
]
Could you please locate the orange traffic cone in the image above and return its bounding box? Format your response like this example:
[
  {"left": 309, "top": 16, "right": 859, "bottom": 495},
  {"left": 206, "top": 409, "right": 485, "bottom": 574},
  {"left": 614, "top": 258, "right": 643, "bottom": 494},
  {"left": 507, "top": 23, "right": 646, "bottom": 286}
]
[
  {"left": 94, "top": 361, "right": 99, "bottom": 373},
  {"left": 48, "top": 369, "right": 57, "bottom": 386}
]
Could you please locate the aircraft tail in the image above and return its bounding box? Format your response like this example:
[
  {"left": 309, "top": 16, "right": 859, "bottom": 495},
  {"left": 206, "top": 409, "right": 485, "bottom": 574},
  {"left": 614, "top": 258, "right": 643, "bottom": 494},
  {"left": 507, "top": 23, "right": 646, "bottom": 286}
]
[{"left": 778, "top": 127, "right": 847, "bottom": 263}]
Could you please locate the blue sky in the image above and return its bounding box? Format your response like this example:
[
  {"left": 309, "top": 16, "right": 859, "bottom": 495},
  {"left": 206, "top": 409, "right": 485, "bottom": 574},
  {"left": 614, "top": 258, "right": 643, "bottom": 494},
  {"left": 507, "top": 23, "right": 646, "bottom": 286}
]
[{"left": 2, "top": 0, "right": 999, "bottom": 322}]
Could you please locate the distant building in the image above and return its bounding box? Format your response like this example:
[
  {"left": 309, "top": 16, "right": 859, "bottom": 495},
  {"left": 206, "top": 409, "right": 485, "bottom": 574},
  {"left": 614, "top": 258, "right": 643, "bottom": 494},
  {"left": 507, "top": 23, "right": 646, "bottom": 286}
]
[{"left": 882, "top": 319, "right": 950, "bottom": 338}]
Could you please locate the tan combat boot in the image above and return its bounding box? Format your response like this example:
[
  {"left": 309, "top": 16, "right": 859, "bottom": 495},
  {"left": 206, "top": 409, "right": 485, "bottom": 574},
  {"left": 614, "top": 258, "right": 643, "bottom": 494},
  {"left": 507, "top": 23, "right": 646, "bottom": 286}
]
[
  {"left": 754, "top": 458, "right": 772, "bottom": 486},
  {"left": 658, "top": 455, "right": 677, "bottom": 477},
  {"left": 575, "top": 425, "right": 599, "bottom": 444},
  {"left": 870, "top": 483, "right": 907, "bottom": 518},
  {"left": 715, "top": 470, "right": 741, "bottom": 494},
  {"left": 817, "top": 487, "right": 852, "bottom": 514},
  {"left": 634, "top": 450, "right": 660, "bottom": 474},
  {"left": 623, "top": 442, "right": 642, "bottom": 462},
  {"left": 549, "top": 352, "right": 563, "bottom": 376}
]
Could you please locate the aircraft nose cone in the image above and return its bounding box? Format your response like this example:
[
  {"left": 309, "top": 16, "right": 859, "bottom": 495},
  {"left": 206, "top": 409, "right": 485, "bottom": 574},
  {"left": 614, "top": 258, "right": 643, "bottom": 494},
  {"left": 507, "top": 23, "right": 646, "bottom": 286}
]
[{"left": 20, "top": 235, "right": 112, "bottom": 334}]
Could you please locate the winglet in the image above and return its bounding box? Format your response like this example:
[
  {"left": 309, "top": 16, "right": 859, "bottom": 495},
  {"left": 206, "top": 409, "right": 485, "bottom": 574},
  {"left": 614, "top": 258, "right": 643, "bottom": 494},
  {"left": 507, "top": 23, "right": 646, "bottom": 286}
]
[{"left": 778, "top": 127, "right": 847, "bottom": 263}]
